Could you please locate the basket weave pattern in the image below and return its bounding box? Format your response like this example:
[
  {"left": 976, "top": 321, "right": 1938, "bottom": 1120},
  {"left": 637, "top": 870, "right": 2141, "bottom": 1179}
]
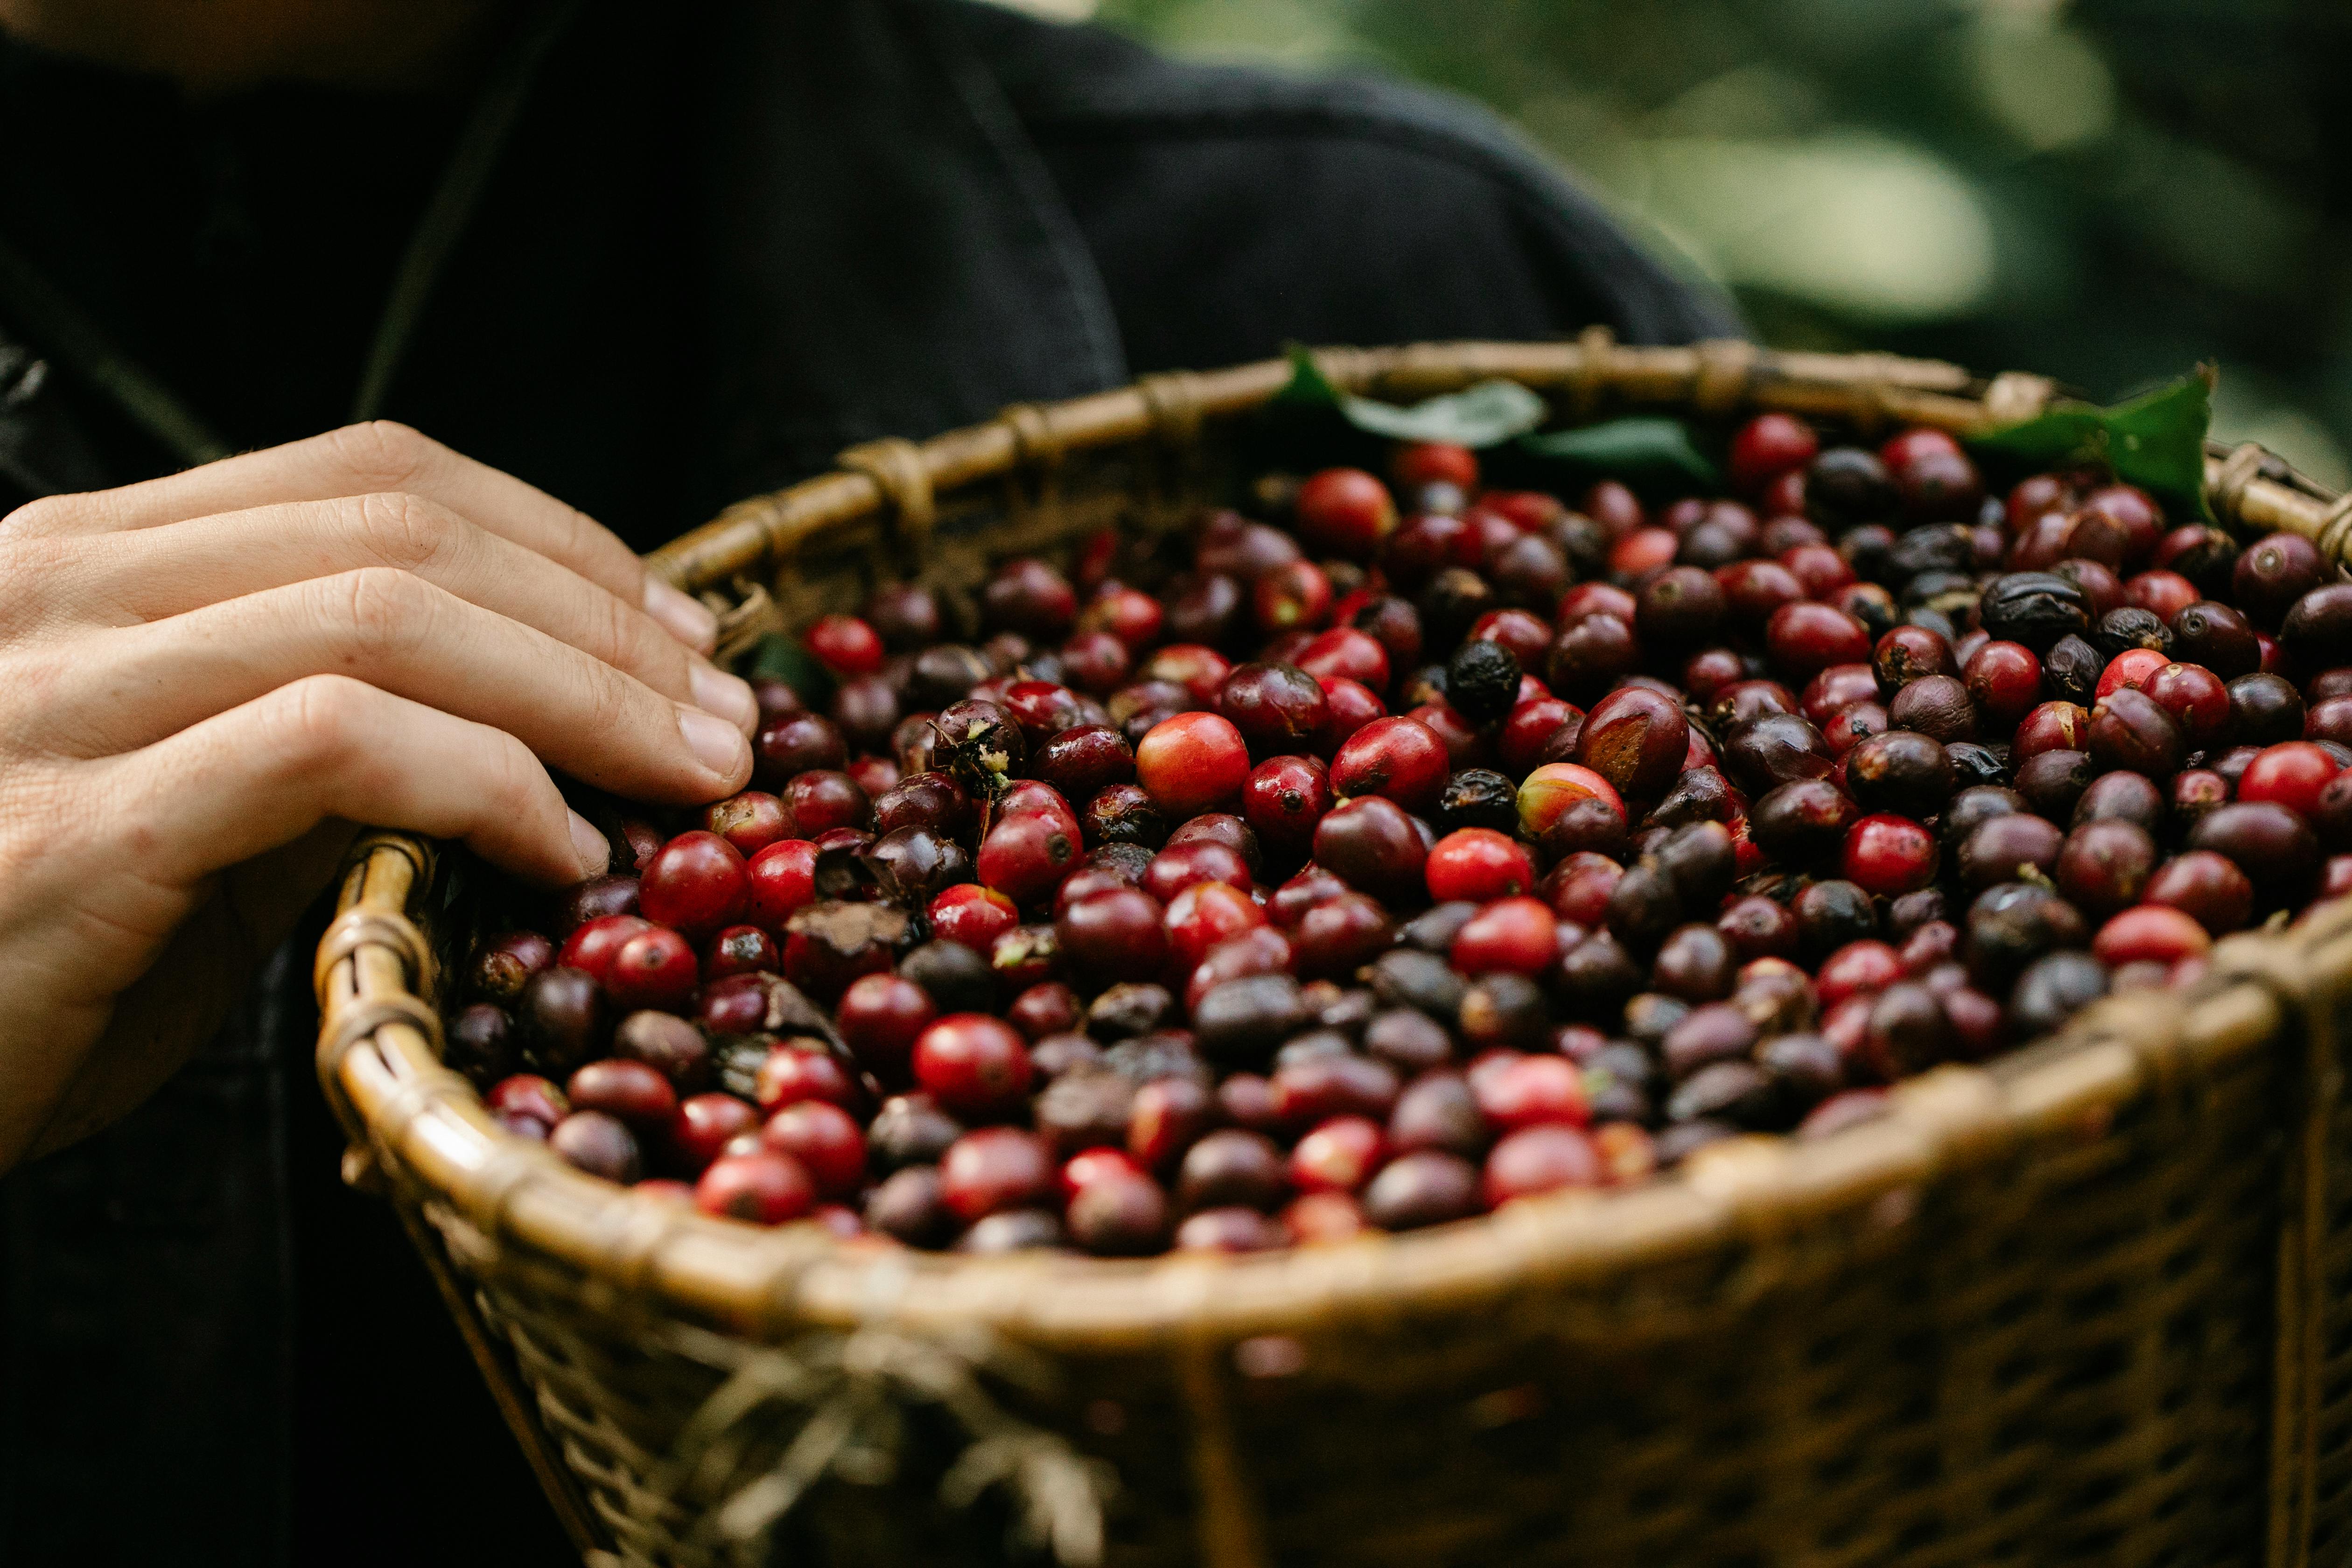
[{"left": 316, "top": 338, "right": 2352, "bottom": 1567}]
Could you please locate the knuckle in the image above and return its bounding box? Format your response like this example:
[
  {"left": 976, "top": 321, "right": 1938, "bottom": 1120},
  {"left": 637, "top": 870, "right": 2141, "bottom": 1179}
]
[
  {"left": 0, "top": 648, "right": 84, "bottom": 751},
  {"left": 326, "top": 420, "right": 441, "bottom": 492},
  {"left": 350, "top": 490, "right": 458, "bottom": 573},
  {"left": 0, "top": 535, "right": 91, "bottom": 644},
  {"left": 266, "top": 674, "right": 376, "bottom": 773},
  {"left": 551, "top": 499, "right": 634, "bottom": 579},
  {"left": 0, "top": 527, "right": 61, "bottom": 590},
  {"left": 583, "top": 586, "right": 653, "bottom": 673},
  {"left": 326, "top": 567, "right": 434, "bottom": 662},
  {"left": 487, "top": 732, "right": 551, "bottom": 820},
  {"left": 0, "top": 493, "right": 85, "bottom": 537}
]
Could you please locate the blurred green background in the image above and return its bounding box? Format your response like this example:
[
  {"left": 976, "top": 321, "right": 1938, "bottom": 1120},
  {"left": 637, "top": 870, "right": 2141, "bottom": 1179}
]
[{"left": 1016, "top": 0, "right": 2352, "bottom": 487}]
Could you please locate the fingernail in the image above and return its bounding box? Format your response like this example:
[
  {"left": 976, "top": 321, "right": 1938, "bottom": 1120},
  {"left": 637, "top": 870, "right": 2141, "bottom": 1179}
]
[
  {"left": 678, "top": 705, "right": 750, "bottom": 779},
  {"left": 690, "top": 661, "right": 759, "bottom": 732},
  {"left": 644, "top": 578, "right": 719, "bottom": 652},
  {"left": 566, "top": 810, "right": 611, "bottom": 877}
]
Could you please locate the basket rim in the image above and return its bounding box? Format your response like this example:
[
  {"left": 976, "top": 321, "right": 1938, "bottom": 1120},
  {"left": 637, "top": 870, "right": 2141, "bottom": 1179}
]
[
  {"left": 645, "top": 336, "right": 2350, "bottom": 597},
  {"left": 321, "top": 337, "right": 2352, "bottom": 1350}
]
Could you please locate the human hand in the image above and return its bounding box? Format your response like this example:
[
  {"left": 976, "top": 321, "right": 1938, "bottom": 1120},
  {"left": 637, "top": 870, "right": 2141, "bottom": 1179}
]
[{"left": 0, "top": 421, "right": 755, "bottom": 1169}]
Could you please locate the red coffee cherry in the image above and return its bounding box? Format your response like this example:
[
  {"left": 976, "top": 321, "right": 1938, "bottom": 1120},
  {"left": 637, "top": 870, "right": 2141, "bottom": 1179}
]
[
  {"left": 911, "top": 1014, "right": 1035, "bottom": 1119},
  {"left": 669, "top": 1093, "right": 759, "bottom": 1174},
  {"left": 1135, "top": 712, "right": 1252, "bottom": 817},
  {"left": 927, "top": 883, "right": 1020, "bottom": 953},
  {"left": 865, "top": 582, "right": 943, "bottom": 650},
  {"left": 753, "top": 1044, "right": 859, "bottom": 1114},
  {"left": 2085, "top": 687, "right": 2184, "bottom": 777},
  {"left": 1294, "top": 468, "right": 1398, "bottom": 560},
  {"left": 1289, "top": 1116, "right": 1386, "bottom": 1194},
  {"left": 754, "top": 711, "right": 848, "bottom": 787},
  {"left": 1766, "top": 601, "right": 1873, "bottom": 679},
  {"left": 1797, "top": 663, "right": 1872, "bottom": 724},
  {"left": 2144, "top": 850, "right": 2256, "bottom": 934},
  {"left": 2054, "top": 821, "right": 2158, "bottom": 919},
  {"left": 606, "top": 925, "right": 698, "bottom": 1011},
  {"left": 835, "top": 973, "right": 936, "bottom": 1080},
  {"left": 1483, "top": 1124, "right": 1604, "bottom": 1206},
  {"left": 1254, "top": 559, "right": 1334, "bottom": 635},
  {"left": 1474, "top": 1054, "right": 1590, "bottom": 1134},
  {"left": 976, "top": 809, "right": 1080, "bottom": 908},
  {"left": 2094, "top": 648, "right": 2168, "bottom": 700},
  {"left": 2140, "top": 662, "right": 2230, "bottom": 749},
  {"left": 1841, "top": 814, "right": 1940, "bottom": 896},
  {"left": 1164, "top": 880, "right": 1266, "bottom": 972},
  {"left": 559, "top": 913, "right": 651, "bottom": 985},
  {"left": 1450, "top": 898, "right": 1559, "bottom": 978},
  {"left": 1056, "top": 887, "right": 1172, "bottom": 984},
  {"left": 1729, "top": 412, "right": 1820, "bottom": 495},
  {"left": 2091, "top": 905, "right": 2212, "bottom": 968},
  {"left": 2237, "top": 741, "right": 2341, "bottom": 819},
  {"left": 702, "top": 924, "right": 780, "bottom": 984},
  {"left": 1516, "top": 763, "right": 1624, "bottom": 841},
  {"left": 1142, "top": 840, "right": 1253, "bottom": 904},
  {"left": 1298, "top": 627, "right": 1393, "bottom": 695},
  {"left": 1241, "top": 753, "right": 1334, "bottom": 854},
  {"left": 1962, "top": 640, "right": 2042, "bottom": 732},
  {"left": 706, "top": 791, "right": 795, "bottom": 856},
  {"left": 694, "top": 1150, "right": 815, "bottom": 1225},
  {"left": 1425, "top": 828, "right": 1536, "bottom": 902},
  {"left": 804, "top": 613, "right": 886, "bottom": 675},
  {"left": 743, "top": 840, "right": 819, "bottom": 932},
  {"left": 761, "top": 1100, "right": 868, "bottom": 1197},
  {"left": 936, "top": 1127, "right": 1056, "bottom": 1223},
  {"left": 1185, "top": 926, "right": 1295, "bottom": 1011},
  {"left": 1395, "top": 441, "right": 1481, "bottom": 492},
  {"left": 639, "top": 831, "right": 749, "bottom": 934},
  {"left": 1329, "top": 715, "right": 1450, "bottom": 812}
]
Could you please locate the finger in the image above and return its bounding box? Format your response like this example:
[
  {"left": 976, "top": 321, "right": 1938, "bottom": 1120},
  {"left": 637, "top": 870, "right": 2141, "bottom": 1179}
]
[
  {"left": 12, "top": 420, "right": 718, "bottom": 652},
  {"left": 86, "top": 490, "right": 754, "bottom": 729},
  {"left": 35, "top": 570, "right": 753, "bottom": 801},
  {"left": 106, "top": 674, "right": 613, "bottom": 887}
]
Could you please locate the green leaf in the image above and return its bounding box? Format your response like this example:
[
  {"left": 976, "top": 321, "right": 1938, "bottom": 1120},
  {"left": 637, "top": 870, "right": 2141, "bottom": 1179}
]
[
  {"left": 1271, "top": 344, "right": 1550, "bottom": 448},
  {"left": 1270, "top": 344, "right": 1347, "bottom": 411},
  {"left": 1340, "top": 379, "right": 1551, "bottom": 445},
  {"left": 1967, "top": 367, "right": 2213, "bottom": 517},
  {"left": 1518, "top": 416, "right": 1721, "bottom": 486}
]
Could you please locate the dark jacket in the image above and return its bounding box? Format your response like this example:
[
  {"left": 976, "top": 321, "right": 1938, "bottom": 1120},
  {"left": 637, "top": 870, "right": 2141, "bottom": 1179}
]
[{"left": 0, "top": 2, "right": 1731, "bottom": 1561}]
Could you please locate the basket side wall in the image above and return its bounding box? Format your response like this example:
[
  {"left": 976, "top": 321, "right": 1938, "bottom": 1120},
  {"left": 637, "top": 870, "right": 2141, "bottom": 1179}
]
[
  {"left": 403, "top": 977, "right": 2289, "bottom": 1568},
  {"left": 322, "top": 341, "right": 2352, "bottom": 1566}
]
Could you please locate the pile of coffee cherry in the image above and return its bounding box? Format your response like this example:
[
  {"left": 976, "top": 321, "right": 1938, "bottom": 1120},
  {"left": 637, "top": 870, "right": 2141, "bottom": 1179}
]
[{"left": 447, "top": 411, "right": 2352, "bottom": 1256}]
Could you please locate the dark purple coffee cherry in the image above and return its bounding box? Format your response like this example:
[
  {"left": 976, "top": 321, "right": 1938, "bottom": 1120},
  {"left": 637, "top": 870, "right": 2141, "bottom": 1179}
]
[
  {"left": 1844, "top": 730, "right": 1954, "bottom": 819},
  {"left": 1938, "top": 785, "right": 2032, "bottom": 860},
  {"left": 2170, "top": 601, "right": 2261, "bottom": 679}
]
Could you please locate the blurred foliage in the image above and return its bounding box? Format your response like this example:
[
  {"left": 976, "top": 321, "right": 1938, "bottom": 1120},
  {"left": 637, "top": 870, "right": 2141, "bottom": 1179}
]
[{"left": 1071, "top": 0, "right": 2352, "bottom": 486}]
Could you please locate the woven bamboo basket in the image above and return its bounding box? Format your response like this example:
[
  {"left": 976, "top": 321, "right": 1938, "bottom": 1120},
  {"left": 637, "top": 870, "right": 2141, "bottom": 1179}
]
[{"left": 317, "top": 336, "right": 2352, "bottom": 1568}]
